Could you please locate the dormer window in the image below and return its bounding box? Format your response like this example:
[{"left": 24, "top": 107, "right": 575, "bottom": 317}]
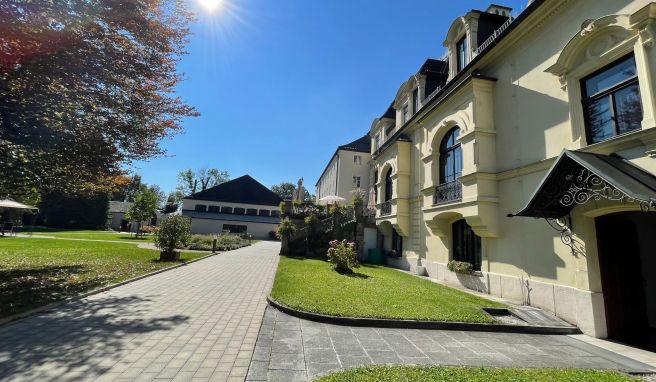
[
  {"left": 456, "top": 36, "right": 468, "bottom": 72},
  {"left": 385, "top": 124, "right": 394, "bottom": 137},
  {"left": 402, "top": 104, "right": 410, "bottom": 124},
  {"left": 412, "top": 88, "right": 419, "bottom": 114}
]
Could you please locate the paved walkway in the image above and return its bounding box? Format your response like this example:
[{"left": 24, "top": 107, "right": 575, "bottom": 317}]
[
  {"left": 0, "top": 241, "right": 280, "bottom": 382},
  {"left": 247, "top": 307, "right": 655, "bottom": 382}
]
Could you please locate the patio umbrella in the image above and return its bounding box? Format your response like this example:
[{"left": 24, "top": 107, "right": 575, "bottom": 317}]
[
  {"left": 367, "top": 187, "right": 376, "bottom": 210},
  {"left": 318, "top": 195, "right": 347, "bottom": 205},
  {"left": 0, "top": 199, "right": 38, "bottom": 211}
]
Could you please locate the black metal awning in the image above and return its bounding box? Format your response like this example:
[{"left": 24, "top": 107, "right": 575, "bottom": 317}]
[{"left": 509, "top": 150, "right": 656, "bottom": 219}]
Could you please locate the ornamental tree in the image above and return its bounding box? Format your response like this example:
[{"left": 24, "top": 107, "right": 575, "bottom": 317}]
[
  {"left": 0, "top": 0, "right": 198, "bottom": 199},
  {"left": 126, "top": 189, "right": 159, "bottom": 237}
]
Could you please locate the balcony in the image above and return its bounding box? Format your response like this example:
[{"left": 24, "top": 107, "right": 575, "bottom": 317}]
[
  {"left": 433, "top": 180, "right": 462, "bottom": 205},
  {"left": 380, "top": 201, "right": 392, "bottom": 216}
]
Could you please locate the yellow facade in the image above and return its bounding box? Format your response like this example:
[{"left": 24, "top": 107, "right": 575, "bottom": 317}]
[{"left": 370, "top": 0, "right": 656, "bottom": 340}]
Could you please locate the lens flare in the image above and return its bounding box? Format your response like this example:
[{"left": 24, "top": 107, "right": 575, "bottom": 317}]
[{"left": 198, "top": 0, "right": 222, "bottom": 12}]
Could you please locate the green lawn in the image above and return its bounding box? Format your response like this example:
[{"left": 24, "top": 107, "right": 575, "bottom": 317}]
[
  {"left": 313, "top": 366, "right": 640, "bottom": 382},
  {"left": 0, "top": 237, "right": 204, "bottom": 318},
  {"left": 271, "top": 256, "right": 505, "bottom": 323},
  {"left": 24, "top": 227, "right": 155, "bottom": 242}
]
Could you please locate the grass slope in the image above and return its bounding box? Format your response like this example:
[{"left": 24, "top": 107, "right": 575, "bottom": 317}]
[
  {"left": 0, "top": 237, "right": 204, "bottom": 317},
  {"left": 271, "top": 256, "right": 505, "bottom": 323},
  {"left": 313, "top": 366, "right": 640, "bottom": 382}
]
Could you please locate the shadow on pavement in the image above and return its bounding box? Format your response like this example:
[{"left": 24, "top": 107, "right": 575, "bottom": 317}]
[{"left": 0, "top": 294, "right": 189, "bottom": 379}]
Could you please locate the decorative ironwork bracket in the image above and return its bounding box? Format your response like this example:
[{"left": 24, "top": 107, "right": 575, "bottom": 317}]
[
  {"left": 544, "top": 215, "right": 585, "bottom": 257},
  {"left": 559, "top": 168, "right": 656, "bottom": 212}
]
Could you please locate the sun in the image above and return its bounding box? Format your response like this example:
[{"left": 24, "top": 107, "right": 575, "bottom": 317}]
[{"left": 198, "top": 0, "right": 223, "bottom": 12}]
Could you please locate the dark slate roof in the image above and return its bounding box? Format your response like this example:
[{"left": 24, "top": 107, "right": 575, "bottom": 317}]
[
  {"left": 419, "top": 59, "right": 448, "bottom": 76},
  {"left": 338, "top": 134, "right": 371, "bottom": 153},
  {"left": 382, "top": 104, "right": 395, "bottom": 119},
  {"left": 184, "top": 175, "right": 282, "bottom": 206}
]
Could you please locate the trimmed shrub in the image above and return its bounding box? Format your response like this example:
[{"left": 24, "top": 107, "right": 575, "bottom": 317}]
[
  {"left": 327, "top": 239, "right": 359, "bottom": 274},
  {"left": 156, "top": 215, "right": 192, "bottom": 254},
  {"left": 277, "top": 218, "right": 296, "bottom": 239}
]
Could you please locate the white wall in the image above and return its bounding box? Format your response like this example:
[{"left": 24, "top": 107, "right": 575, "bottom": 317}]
[
  {"left": 316, "top": 155, "right": 339, "bottom": 201},
  {"left": 337, "top": 150, "right": 371, "bottom": 201},
  {"left": 190, "top": 218, "right": 277, "bottom": 239}
]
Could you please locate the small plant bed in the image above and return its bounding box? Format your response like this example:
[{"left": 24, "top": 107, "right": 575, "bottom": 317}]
[
  {"left": 313, "top": 366, "right": 640, "bottom": 382},
  {"left": 271, "top": 256, "right": 505, "bottom": 323},
  {"left": 183, "top": 234, "right": 252, "bottom": 251},
  {"left": 0, "top": 237, "right": 204, "bottom": 318}
]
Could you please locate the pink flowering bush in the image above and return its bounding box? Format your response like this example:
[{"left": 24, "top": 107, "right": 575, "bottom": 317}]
[{"left": 327, "top": 239, "right": 359, "bottom": 273}]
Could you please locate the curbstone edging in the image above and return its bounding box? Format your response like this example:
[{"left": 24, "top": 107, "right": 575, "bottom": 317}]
[
  {"left": 0, "top": 251, "right": 222, "bottom": 327},
  {"left": 267, "top": 296, "right": 581, "bottom": 335}
]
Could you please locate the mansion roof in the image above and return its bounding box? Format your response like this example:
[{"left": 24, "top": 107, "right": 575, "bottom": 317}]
[
  {"left": 338, "top": 134, "right": 371, "bottom": 153},
  {"left": 184, "top": 175, "right": 282, "bottom": 207}
]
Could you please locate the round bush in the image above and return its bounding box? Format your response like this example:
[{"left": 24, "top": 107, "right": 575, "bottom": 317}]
[{"left": 156, "top": 215, "right": 192, "bottom": 253}]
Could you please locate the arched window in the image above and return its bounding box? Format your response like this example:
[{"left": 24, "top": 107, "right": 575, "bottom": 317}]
[
  {"left": 452, "top": 219, "right": 481, "bottom": 271},
  {"left": 384, "top": 168, "right": 393, "bottom": 202},
  {"left": 440, "top": 127, "right": 462, "bottom": 184}
]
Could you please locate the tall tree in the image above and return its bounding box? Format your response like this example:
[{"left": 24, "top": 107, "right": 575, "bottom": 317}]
[
  {"left": 148, "top": 184, "right": 166, "bottom": 208},
  {"left": 166, "top": 190, "right": 185, "bottom": 206},
  {"left": 176, "top": 168, "right": 230, "bottom": 196},
  {"left": 125, "top": 188, "right": 158, "bottom": 237},
  {"left": 0, "top": 0, "right": 198, "bottom": 199},
  {"left": 271, "top": 182, "right": 296, "bottom": 200},
  {"left": 112, "top": 175, "right": 146, "bottom": 202}
]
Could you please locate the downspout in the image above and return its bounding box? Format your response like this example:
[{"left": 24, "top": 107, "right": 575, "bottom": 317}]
[{"left": 335, "top": 154, "right": 340, "bottom": 196}]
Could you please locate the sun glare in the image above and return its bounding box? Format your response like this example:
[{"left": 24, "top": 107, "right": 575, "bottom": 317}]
[{"left": 198, "top": 0, "right": 222, "bottom": 12}]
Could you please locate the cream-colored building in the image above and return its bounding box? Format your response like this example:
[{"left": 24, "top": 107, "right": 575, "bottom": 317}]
[
  {"left": 370, "top": 0, "right": 656, "bottom": 349},
  {"left": 315, "top": 134, "right": 372, "bottom": 203},
  {"left": 181, "top": 175, "right": 281, "bottom": 239}
]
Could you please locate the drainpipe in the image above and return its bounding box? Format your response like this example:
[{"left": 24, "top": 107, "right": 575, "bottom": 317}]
[{"left": 335, "top": 154, "right": 340, "bottom": 196}]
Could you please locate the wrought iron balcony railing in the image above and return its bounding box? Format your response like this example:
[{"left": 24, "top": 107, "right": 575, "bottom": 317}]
[
  {"left": 380, "top": 201, "right": 392, "bottom": 216},
  {"left": 433, "top": 180, "right": 462, "bottom": 205}
]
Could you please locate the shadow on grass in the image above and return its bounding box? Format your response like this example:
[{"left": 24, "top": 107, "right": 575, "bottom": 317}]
[
  {"left": 0, "top": 295, "right": 189, "bottom": 378},
  {"left": 360, "top": 263, "right": 383, "bottom": 269},
  {"left": 342, "top": 272, "right": 370, "bottom": 279},
  {"left": 0, "top": 265, "right": 106, "bottom": 318},
  {"left": 118, "top": 236, "right": 149, "bottom": 241}
]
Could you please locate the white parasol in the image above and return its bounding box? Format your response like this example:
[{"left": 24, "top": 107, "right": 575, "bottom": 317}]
[{"left": 0, "top": 199, "right": 38, "bottom": 211}]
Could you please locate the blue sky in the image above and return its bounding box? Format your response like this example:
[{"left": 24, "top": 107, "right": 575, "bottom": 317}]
[{"left": 134, "top": 0, "right": 528, "bottom": 194}]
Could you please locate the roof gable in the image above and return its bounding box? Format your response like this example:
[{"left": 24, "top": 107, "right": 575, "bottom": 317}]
[{"left": 185, "top": 175, "right": 282, "bottom": 206}]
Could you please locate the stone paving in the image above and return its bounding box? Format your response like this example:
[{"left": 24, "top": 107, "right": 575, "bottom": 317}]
[
  {"left": 247, "top": 306, "right": 655, "bottom": 382},
  {"left": 0, "top": 241, "right": 280, "bottom": 382}
]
